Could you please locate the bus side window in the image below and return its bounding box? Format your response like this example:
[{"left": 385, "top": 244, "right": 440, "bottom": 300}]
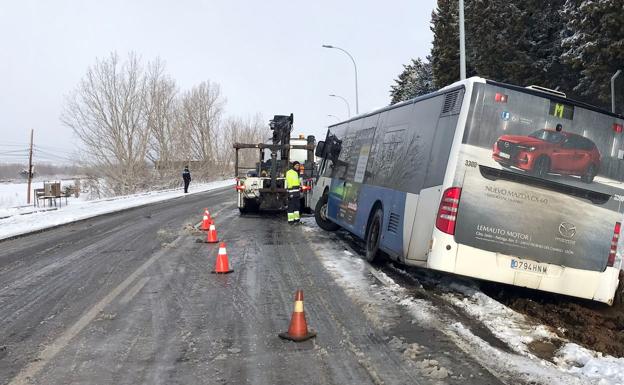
[
  {"left": 424, "top": 114, "right": 460, "bottom": 188},
  {"left": 400, "top": 96, "right": 445, "bottom": 193}
]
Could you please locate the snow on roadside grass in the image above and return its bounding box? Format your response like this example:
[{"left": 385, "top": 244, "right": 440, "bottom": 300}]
[
  {"left": 0, "top": 179, "right": 234, "bottom": 240},
  {"left": 443, "top": 281, "right": 624, "bottom": 385},
  {"left": 442, "top": 282, "right": 559, "bottom": 354},
  {"left": 300, "top": 217, "right": 619, "bottom": 385},
  {"left": 555, "top": 344, "right": 624, "bottom": 385}
]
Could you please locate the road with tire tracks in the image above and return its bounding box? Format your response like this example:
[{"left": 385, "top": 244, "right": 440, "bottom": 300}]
[{"left": 0, "top": 186, "right": 506, "bottom": 385}]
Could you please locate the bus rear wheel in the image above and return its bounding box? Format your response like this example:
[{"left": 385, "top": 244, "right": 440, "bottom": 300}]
[
  {"left": 314, "top": 194, "right": 339, "bottom": 231},
  {"left": 365, "top": 208, "right": 384, "bottom": 264}
]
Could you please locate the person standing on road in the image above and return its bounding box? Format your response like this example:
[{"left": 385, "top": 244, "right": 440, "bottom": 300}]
[
  {"left": 286, "top": 161, "right": 301, "bottom": 224},
  {"left": 182, "top": 166, "right": 192, "bottom": 193}
]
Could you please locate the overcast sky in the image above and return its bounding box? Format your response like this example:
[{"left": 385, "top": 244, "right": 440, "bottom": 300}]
[{"left": 0, "top": 0, "right": 436, "bottom": 163}]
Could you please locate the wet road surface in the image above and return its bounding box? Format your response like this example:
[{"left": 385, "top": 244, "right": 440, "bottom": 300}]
[{"left": 0, "top": 186, "right": 506, "bottom": 385}]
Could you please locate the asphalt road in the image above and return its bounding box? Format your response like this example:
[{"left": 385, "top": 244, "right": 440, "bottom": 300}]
[{"left": 0, "top": 186, "right": 506, "bottom": 385}]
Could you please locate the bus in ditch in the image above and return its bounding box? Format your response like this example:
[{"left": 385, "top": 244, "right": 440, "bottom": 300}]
[{"left": 311, "top": 77, "right": 624, "bottom": 304}]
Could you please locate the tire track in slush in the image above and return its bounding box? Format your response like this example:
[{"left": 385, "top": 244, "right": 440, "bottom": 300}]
[{"left": 8, "top": 235, "right": 187, "bottom": 385}]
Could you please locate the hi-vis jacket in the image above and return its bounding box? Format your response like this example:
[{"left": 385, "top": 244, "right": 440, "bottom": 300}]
[{"left": 285, "top": 169, "right": 300, "bottom": 191}]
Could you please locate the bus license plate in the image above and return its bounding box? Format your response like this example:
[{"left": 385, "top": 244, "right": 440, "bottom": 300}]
[
  {"left": 510, "top": 259, "right": 548, "bottom": 274},
  {"left": 499, "top": 152, "right": 511, "bottom": 159}
]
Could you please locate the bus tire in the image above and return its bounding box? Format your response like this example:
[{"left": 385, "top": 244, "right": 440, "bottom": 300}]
[
  {"left": 315, "top": 194, "right": 339, "bottom": 231},
  {"left": 615, "top": 270, "right": 624, "bottom": 306},
  {"left": 365, "top": 208, "right": 384, "bottom": 264}
]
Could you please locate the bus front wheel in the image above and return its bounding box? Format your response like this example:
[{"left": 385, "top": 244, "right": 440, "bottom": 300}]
[
  {"left": 314, "top": 194, "right": 339, "bottom": 231},
  {"left": 365, "top": 208, "right": 384, "bottom": 264}
]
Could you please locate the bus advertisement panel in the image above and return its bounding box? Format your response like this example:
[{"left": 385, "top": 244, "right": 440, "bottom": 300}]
[{"left": 454, "top": 82, "right": 624, "bottom": 273}]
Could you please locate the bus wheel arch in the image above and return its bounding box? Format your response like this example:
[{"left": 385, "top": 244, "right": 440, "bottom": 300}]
[
  {"left": 365, "top": 202, "right": 385, "bottom": 264},
  {"left": 314, "top": 189, "right": 339, "bottom": 231}
]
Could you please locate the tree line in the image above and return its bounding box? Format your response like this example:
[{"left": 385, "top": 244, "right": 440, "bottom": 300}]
[
  {"left": 390, "top": 0, "right": 624, "bottom": 112},
  {"left": 62, "top": 52, "right": 268, "bottom": 196}
]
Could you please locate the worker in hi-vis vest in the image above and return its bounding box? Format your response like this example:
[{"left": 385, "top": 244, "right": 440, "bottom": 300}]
[{"left": 285, "top": 161, "right": 301, "bottom": 224}]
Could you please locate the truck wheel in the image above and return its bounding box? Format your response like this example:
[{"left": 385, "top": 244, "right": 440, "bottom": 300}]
[
  {"left": 582, "top": 164, "right": 597, "bottom": 184},
  {"left": 315, "top": 194, "right": 339, "bottom": 231},
  {"left": 239, "top": 199, "right": 258, "bottom": 214},
  {"left": 365, "top": 208, "right": 384, "bottom": 264}
]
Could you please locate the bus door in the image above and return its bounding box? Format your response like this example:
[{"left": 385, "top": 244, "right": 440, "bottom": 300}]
[{"left": 327, "top": 118, "right": 378, "bottom": 237}]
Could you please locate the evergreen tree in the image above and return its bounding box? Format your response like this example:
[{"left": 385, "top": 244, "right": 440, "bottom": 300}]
[
  {"left": 520, "top": 0, "right": 572, "bottom": 90},
  {"left": 430, "top": 0, "right": 461, "bottom": 88},
  {"left": 389, "top": 57, "right": 436, "bottom": 104},
  {"left": 562, "top": 0, "right": 624, "bottom": 107},
  {"left": 468, "top": 0, "right": 539, "bottom": 85}
]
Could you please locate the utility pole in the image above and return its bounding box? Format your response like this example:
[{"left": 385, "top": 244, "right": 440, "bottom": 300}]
[{"left": 27, "top": 129, "right": 34, "bottom": 204}]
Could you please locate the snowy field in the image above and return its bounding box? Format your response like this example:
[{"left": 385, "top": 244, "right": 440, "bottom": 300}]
[
  {"left": 301, "top": 216, "right": 624, "bottom": 385},
  {"left": 0, "top": 179, "right": 234, "bottom": 240}
]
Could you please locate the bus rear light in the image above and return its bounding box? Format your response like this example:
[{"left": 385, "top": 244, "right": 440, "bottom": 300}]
[
  {"left": 495, "top": 93, "right": 508, "bottom": 103},
  {"left": 613, "top": 123, "right": 623, "bottom": 133},
  {"left": 608, "top": 222, "right": 621, "bottom": 267},
  {"left": 436, "top": 187, "right": 462, "bottom": 235}
]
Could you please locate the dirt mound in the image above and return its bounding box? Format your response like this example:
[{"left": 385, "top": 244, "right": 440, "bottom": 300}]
[{"left": 481, "top": 279, "right": 624, "bottom": 357}]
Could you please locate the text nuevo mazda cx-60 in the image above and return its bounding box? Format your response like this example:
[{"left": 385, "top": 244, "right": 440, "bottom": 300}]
[{"left": 492, "top": 129, "right": 601, "bottom": 183}]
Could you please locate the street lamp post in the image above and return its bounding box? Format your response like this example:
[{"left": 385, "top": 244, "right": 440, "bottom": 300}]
[
  {"left": 329, "top": 94, "right": 351, "bottom": 118},
  {"left": 327, "top": 114, "right": 341, "bottom": 123},
  {"left": 459, "top": 0, "right": 466, "bottom": 80},
  {"left": 322, "top": 44, "right": 359, "bottom": 115},
  {"left": 612, "top": 70, "right": 622, "bottom": 114}
]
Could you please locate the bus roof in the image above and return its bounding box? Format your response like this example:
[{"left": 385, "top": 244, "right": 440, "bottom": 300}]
[{"left": 327, "top": 77, "right": 624, "bottom": 129}]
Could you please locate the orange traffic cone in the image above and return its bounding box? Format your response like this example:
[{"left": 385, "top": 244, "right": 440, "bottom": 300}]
[
  {"left": 206, "top": 224, "right": 218, "bottom": 243},
  {"left": 200, "top": 208, "right": 213, "bottom": 230},
  {"left": 279, "top": 290, "right": 316, "bottom": 342},
  {"left": 211, "top": 242, "right": 233, "bottom": 274}
]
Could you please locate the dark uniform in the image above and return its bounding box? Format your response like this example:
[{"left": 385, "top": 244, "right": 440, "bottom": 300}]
[
  {"left": 182, "top": 166, "right": 192, "bottom": 193},
  {"left": 286, "top": 162, "right": 301, "bottom": 223}
]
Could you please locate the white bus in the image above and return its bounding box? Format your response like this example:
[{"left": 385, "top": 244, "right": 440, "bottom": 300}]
[{"left": 312, "top": 77, "right": 624, "bottom": 304}]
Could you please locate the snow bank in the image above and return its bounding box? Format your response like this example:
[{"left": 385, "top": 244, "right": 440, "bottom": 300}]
[
  {"left": 300, "top": 217, "right": 624, "bottom": 385},
  {"left": 0, "top": 179, "right": 234, "bottom": 240},
  {"left": 556, "top": 343, "right": 624, "bottom": 385}
]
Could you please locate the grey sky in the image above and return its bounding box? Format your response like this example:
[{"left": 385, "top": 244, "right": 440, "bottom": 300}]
[{"left": 0, "top": 0, "right": 436, "bottom": 163}]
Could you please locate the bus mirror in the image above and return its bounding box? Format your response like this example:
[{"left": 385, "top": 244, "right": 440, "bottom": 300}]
[
  {"left": 329, "top": 141, "right": 342, "bottom": 161},
  {"left": 315, "top": 141, "right": 326, "bottom": 157}
]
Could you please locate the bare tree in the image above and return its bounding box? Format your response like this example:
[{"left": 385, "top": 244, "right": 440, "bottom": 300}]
[
  {"left": 63, "top": 51, "right": 271, "bottom": 195},
  {"left": 178, "top": 81, "right": 225, "bottom": 166},
  {"left": 145, "top": 58, "right": 178, "bottom": 166},
  {"left": 61, "top": 52, "right": 151, "bottom": 194},
  {"left": 220, "top": 114, "right": 269, "bottom": 174}
]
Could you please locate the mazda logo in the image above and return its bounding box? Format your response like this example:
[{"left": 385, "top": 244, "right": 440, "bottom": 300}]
[
  {"left": 504, "top": 142, "right": 510, "bottom": 148},
  {"left": 559, "top": 222, "right": 576, "bottom": 239}
]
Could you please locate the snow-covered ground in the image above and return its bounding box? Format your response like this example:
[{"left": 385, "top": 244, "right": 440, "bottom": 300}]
[
  {"left": 301, "top": 216, "right": 624, "bottom": 385},
  {"left": 0, "top": 179, "right": 234, "bottom": 240}
]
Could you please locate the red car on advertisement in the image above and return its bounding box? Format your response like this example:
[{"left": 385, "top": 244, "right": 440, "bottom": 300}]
[{"left": 492, "top": 129, "right": 601, "bottom": 183}]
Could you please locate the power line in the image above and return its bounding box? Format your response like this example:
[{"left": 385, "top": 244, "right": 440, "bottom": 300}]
[
  {"left": 33, "top": 144, "right": 75, "bottom": 155},
  {"left": 33, "top": 150, "right": 76, "bottom": 161}
]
